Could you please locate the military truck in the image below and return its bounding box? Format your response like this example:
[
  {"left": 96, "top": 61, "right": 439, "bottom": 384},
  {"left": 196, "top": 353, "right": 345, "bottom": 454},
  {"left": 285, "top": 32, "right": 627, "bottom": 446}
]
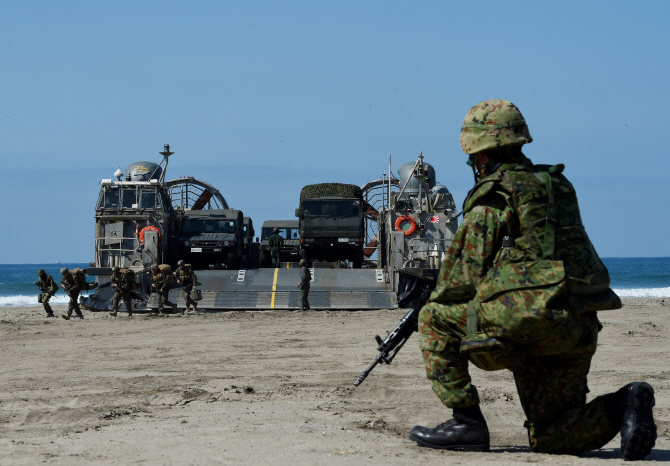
[
  {"left": 295, "top": 183, "right": 365, "bottom": 268},
  {"left": 178, "top": 209, "right": 244, "bottom": 269},
  {"left": 259, "top": 220, "right": 300, "bottom": 267}
]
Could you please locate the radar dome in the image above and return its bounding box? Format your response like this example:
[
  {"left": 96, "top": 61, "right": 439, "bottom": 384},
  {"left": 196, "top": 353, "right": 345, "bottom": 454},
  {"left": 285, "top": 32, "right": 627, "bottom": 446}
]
[{"left": 124, "top": 161, "right": 162, "bottom": 182}]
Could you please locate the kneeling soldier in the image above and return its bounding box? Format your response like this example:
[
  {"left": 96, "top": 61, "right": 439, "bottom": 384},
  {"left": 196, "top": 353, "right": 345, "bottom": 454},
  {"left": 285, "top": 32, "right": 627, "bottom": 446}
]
[
  {"left": 175, "top": 260, "right": 198, "bottom": 312},
  {"left": 110, "top": 266, "right": 133, "bottom": 317},
  {"left": 151, "top": 265, "right": 176, "bottom": 314},
  {"left": 36, "top": 269, "right": 58, "bottom": 318}
]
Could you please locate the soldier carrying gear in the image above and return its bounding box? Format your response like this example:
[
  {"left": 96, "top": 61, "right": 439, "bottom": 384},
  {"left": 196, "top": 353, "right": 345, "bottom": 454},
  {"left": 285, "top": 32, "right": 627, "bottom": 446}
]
[
  {"left": 36, "top": 269, "right": 58, "bottom": 318},
  {"left": 110, "top": 266, "right": 133, "bottom": 317},
  {"left": 151, "top": 265, "right": 176, "bottom": 315},
  {"left": 297, "top": 259, "right": 311, "bottom": 311},
  {"left": 409, "top": 99, "right": 656, "bottom": 461},
  {"left": 60, "top": 268, "right": 84, "bottom": 320},
  {"left": 175, "top": 260, "right": 198, "bottom": 312},
  {"left": 268, "top": 228, "right": 284, "bottom": 268}
]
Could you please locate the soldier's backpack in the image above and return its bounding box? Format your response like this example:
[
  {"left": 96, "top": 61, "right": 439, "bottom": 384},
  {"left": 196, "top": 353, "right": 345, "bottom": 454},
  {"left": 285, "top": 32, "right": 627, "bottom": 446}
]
[
  {"left": 71, "top": 268, "right": 89, "bottom": 290},
  {"left": 158, "top": 264, "right": 174, "bottom": 283},
  {"left": 119, "top": 268, "right": 138, "bottom": 291}
]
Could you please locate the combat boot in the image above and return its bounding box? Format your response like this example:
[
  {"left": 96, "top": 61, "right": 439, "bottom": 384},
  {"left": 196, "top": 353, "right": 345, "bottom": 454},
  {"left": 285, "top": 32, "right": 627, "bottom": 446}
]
[
  {"left": 619, "top": 382, "right": 656, "bottom": 461},
  {"left": 62, "top": 314, "right": 71, "bottom": 320},
  {"left": 46, "top": 312, "right": 55, "bottom": 318},
  {"left": 110, "top": 311, "right": 117, "bottom": 317},
  {"left": 409, "top": 405, "right": 490, "bottom": 451},
  {"left": 127, "top": 311, "right": 133, "bottom": 317}
]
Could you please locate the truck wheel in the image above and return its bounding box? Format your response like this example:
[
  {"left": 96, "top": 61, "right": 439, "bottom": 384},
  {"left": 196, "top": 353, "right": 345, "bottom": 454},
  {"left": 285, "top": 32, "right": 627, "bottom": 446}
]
[
  {"left": 241, "top": 255, "right": 249, "bottom": 268},
  {"left": 260, "top": 252, "right": 269, "bottom": 268},
  {"left": 352, "top": 255, "right": 363, "bottom": 269},
  {"left": 227, "top": 252, "right": 238, "bottom": 270}
]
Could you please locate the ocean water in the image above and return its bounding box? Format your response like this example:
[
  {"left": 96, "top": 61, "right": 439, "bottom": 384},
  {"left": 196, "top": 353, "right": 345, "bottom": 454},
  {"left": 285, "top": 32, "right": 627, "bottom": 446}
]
[
  {"left": 0, "top": 263, "right": 93, "bottom": 307},
  {"left": 0, "top": 258, "right": 668, "bottom": 307}
]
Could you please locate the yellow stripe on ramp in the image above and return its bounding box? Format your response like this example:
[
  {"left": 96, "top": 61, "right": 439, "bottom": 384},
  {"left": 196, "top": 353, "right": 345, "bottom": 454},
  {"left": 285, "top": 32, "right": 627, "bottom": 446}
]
[{"left": 270, "top": 267, "right": 279, "bottom": 309}]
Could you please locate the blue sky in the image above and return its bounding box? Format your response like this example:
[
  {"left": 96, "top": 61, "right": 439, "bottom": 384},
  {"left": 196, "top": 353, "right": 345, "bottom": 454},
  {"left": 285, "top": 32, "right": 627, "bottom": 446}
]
[{"left": 1, "top": 1, "right": 668, "bottom": 263}]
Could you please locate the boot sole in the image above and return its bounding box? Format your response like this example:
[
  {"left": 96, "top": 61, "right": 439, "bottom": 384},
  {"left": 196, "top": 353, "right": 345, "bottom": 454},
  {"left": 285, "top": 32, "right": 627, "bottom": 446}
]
[
  {"left": 409, "top": 433, "right": 490, "bottom": 452},
  {"left": 621, "top": 382, "right": 657, "bottom": 461}
]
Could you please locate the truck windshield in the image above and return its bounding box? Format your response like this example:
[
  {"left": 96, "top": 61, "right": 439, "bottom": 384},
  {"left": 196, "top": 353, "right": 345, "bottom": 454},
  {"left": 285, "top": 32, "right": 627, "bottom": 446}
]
[
  {"left": 302, "top": 200, "right": 360, "bottom": 217},
  {"left": 183, "top": 219, "right": 236, "bottom": 233},
  {"left": 262, "top": 228, "right": 299, "bottom": 240}
]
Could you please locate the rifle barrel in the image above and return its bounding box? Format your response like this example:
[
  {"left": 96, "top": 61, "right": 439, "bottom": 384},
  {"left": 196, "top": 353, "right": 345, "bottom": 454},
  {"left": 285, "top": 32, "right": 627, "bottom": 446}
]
[{"left": 353, "top": 354, "right": 383, "bottom": 386}]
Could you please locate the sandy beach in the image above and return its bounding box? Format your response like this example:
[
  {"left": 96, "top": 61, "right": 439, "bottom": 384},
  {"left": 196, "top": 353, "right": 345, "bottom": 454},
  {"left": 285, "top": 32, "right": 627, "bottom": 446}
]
[{"left": 1, "top": 298, "right": 668, "bottom": 465}]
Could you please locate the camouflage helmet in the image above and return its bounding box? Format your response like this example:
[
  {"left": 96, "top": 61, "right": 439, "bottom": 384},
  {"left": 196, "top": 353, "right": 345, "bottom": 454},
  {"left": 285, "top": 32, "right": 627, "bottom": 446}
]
[
  {"left": 459, "top": 99, "right": 532, "bottom": 155},
  {"left": 178, "top": 260, "right": 185, "bottom": 266},
  {"left": 60, "top": 267, "right": 69, "bottom": 275},
  {"left": 299, "top": 259, "right": 307, "bottom": 266},
  {"left": 151, "top": 265, "right": 159, "bottom": 272},
  {"left": 112, "top": 266, "right": 120, "bottom": 273},
  {"left": 273, "top": 228, "right": 279, "bottom": 234},
  {"left": 37, "top": 269, "right": 46, "bottom": 276}
]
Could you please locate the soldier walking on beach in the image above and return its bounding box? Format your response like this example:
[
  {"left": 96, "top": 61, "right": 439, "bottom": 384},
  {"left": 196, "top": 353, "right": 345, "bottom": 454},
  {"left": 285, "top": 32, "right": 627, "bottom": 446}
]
[
  {"left": 298, "top": 259, "right": 311, "bottom": 311},
  {"left": 409, "top": 99, "right": 656, "bottom": 460},
  {"left": 36, "top": 269, "right": 58, "bottom": 318},
  {"left": 60, "top": 267, "right": 84, "bottom": 320},
  {"left": 110, "top": 266, "right": 133, "bottom": 317},
  {"left": 174, "top": 260, "right": 198, "bottom": 312},
  {"left": 268, "top": 228, "right": 284, "bottom": 268},
  {"left": 151, "top": 265, "right": 176, "bottom": 315}
]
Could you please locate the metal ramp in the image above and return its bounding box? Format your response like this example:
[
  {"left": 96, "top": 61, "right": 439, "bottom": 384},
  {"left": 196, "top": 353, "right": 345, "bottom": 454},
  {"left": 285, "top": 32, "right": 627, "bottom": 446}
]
[{"left": 166, "top": 268, "right": 397, "bottom": 310}]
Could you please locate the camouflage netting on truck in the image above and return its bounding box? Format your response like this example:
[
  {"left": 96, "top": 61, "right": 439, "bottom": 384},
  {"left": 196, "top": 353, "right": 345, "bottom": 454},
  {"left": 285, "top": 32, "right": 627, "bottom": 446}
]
[{"left": 300, "top": 183, "right": 363, "bottom": 202}]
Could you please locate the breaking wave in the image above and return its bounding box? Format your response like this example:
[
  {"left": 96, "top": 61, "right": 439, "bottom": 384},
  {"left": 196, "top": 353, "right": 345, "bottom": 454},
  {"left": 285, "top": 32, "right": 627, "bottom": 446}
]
[
  {"left": 0, "top": 295, "right": 74, "bottom": 307},
  {"left": 613, "top": 288, "right": 670, "bottom": 298}
]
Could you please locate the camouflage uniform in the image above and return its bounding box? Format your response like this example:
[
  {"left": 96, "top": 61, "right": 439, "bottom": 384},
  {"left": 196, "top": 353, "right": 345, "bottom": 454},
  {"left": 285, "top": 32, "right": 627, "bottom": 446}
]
[
  {"left": 298, "top": 262, "right": 311, "bottom": 310},
  {"left": 36, "top": 271, "right": 58, "bottom": 317},
  {"left": 60, "top": 272, "right": 83, "bottom": 319},
  {"left": 151, "top": 271, "right": 175, "bottom": 314},
  {"left": 175, "top": 265, "right": 198, "bottom": 311},
  {"left": 418, "top": 99, "right": 623, "bottom": 454},
  {"left": 268, "top": 233, "right": 284, "bottom": 267},
  {"left": 110, "top": 272, "right": 133, "bottom": 316}
]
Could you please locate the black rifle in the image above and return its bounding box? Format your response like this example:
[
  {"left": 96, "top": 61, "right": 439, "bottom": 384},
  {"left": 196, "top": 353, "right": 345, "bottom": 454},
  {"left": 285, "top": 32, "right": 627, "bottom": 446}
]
[
  {"left": 36, "top": 282, "right": 48, "bottom": 293},
  {"left": 353, "top": 275, "right": 436, "bottom": 387}
]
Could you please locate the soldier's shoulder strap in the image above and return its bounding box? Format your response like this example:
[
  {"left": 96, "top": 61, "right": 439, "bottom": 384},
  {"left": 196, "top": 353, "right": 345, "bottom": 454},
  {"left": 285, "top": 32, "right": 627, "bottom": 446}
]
[{"left": 462, "top": 172, "right": 506, "bottom": 214}]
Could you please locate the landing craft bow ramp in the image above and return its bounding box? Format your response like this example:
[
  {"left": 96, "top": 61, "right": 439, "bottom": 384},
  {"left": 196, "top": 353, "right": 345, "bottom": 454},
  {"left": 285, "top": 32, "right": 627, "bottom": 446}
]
[{"left": 134, "top": 267, "right": 396, "bottom": 311}]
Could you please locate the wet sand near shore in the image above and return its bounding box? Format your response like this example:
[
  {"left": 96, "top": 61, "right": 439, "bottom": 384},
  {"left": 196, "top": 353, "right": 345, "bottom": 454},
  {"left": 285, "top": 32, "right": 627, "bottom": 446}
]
[{"left": 1, "top": 298, "right": 669, "bottom": 465}]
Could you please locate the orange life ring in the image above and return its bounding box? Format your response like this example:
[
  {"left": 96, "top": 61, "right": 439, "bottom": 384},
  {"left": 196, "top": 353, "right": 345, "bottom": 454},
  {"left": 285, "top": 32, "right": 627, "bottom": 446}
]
[
  {"left": 394, "top": 215, "right": 417, "bottom": 236},
  {"left": 139, "top": 225, "right": 161, "bottom": 244}
]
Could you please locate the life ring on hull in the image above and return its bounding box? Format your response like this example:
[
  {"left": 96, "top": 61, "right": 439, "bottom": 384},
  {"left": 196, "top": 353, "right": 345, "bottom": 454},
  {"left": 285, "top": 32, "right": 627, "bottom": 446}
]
[
  {"left": 139, "top": 225, "right": 162, "bottom": 245},
  {"left": 394, "top": 215, "right": 417, "bottom": 236}
]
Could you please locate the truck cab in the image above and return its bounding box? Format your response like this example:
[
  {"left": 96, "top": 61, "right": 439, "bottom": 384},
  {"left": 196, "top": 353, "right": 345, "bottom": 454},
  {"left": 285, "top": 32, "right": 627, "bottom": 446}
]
[
  {"left": 296, "top": 183, "right": 365, "bottom": 268},
  {"left": 178, "top": 209, "right": 244, "bottom": 269}
]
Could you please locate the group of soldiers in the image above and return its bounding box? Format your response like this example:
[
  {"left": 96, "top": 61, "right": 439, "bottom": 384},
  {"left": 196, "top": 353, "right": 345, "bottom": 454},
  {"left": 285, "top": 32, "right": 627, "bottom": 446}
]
[
  {"left": 35, "top": 260, "right": 199, "bottom": 319},
  {"left": 268, "top": 227, "right": 312, "bottom": 311},
  {"left": 36, "top": 267, "right": 97, "bottom": 320}
]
